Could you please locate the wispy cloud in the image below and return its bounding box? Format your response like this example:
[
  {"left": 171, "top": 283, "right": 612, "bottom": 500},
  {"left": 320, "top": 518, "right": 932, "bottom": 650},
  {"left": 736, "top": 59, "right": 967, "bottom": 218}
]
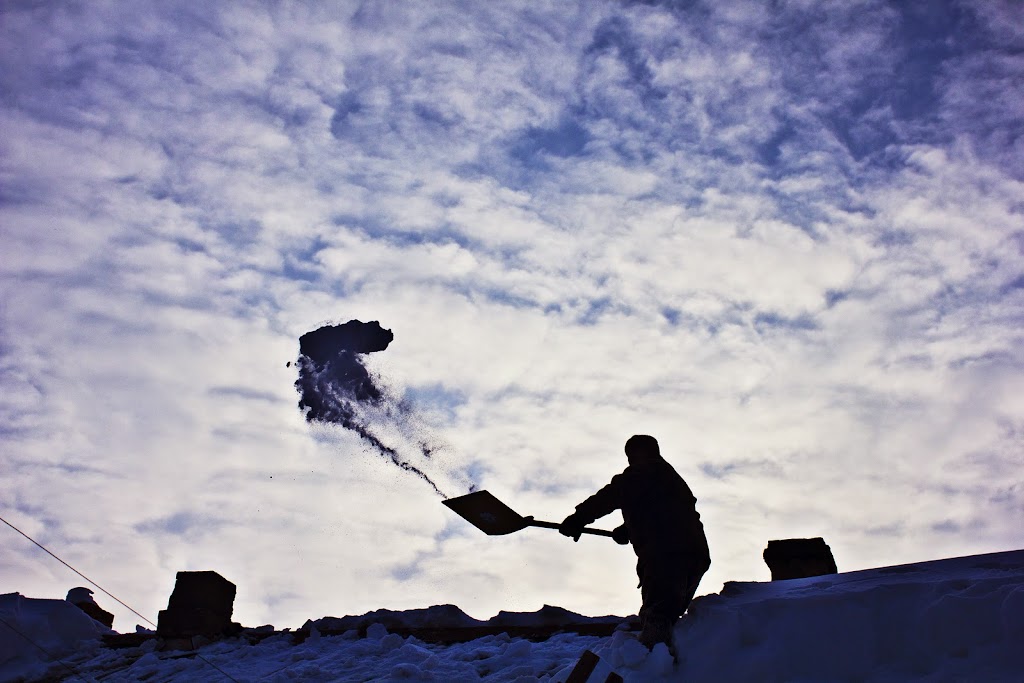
[{"left": 1, "top": 0, "right": 1021, "bottom": 629}]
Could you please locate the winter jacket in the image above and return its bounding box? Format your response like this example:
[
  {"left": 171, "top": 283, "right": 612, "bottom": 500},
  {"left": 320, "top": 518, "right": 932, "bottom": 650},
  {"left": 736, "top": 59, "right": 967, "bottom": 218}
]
[{"left": 573, "top": 453, "right": 710, "bottom": 574}]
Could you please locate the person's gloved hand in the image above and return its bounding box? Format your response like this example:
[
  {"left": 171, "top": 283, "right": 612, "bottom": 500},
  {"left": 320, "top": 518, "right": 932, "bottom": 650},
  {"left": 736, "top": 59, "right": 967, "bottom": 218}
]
[
  {"left": 612, "top": 524, "right": 630, "bottom": 545},
  {"left": 559, "top": 513, "right": 586, "bottom": 542}
]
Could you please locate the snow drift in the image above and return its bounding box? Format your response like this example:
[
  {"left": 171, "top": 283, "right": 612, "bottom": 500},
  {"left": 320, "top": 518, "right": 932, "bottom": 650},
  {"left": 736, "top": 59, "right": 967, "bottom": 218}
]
[
  {"left": 0, "top": 593, "right": 114, "bottom": 682},
  {"left": 671, "top": 548, "right": 1024, "bottom": 682},
  {"left": 2, "top": 549, "right": 1022, "bottom": 682}
]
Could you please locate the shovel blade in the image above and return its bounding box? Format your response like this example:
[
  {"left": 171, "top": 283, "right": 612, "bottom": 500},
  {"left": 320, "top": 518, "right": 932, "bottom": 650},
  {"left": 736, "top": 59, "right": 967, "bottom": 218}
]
[{"left": 443, "top": 490, "right": 530, "bottom": 536}]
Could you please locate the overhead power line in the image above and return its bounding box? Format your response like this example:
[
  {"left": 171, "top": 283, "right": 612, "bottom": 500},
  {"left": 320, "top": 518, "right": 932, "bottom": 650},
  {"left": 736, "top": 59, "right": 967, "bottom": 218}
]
[
  {"left": 0, "top": 513, "right": 156, "bottom": 628},
  {"left": 0, "top": 614, "right": 94, "bottom": 682},
  {"left": 1, "top": 512, "right": 246, "bottom": 683}
]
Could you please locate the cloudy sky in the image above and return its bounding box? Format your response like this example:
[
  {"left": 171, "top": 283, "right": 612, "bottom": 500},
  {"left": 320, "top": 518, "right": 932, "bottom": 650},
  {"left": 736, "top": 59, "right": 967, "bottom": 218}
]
[{"left": 2, "top": 0, "right": 1023, "bottom": 630}]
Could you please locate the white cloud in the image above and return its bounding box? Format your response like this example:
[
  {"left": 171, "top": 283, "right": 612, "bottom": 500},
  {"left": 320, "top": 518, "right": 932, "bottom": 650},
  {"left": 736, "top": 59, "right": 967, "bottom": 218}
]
[{"left": 1, "top": 0, "right": 1022, "bottom": 631}]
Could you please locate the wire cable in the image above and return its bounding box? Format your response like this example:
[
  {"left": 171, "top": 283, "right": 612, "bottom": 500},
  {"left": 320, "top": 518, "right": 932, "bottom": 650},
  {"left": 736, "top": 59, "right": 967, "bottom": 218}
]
[
  {"left": 187, "top": 637, "right": 246, "bottom": 683},
  {"left": 0, "top": 614, "right": 95, "bottom": 682},
  {"left": 1, "top": 513, "right": 156, "bottom": 628},
  {"left": 2, "top": 513, "right": 245, "bottom": 683}
]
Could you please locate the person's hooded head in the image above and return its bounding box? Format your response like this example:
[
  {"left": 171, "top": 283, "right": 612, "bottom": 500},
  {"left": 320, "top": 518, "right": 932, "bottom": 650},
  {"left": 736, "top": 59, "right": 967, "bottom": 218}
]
[{"left": 624, "top": 434, "right": 660, "bottom": 465}]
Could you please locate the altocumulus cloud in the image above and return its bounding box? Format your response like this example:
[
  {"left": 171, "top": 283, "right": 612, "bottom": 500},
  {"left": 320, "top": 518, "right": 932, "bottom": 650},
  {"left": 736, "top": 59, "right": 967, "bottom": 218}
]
[{"left": 0, "top": 0, "right": 1022, "bottom": 629}]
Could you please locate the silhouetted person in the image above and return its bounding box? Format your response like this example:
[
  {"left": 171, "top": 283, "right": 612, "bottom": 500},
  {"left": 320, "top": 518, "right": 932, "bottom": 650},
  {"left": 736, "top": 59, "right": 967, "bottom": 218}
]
[{"left": 559, "top": 435, "right": 710, "bottom": 651}]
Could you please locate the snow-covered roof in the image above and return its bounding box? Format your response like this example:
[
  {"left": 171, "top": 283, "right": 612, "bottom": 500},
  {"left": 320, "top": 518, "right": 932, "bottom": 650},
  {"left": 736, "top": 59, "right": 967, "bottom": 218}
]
[{"left": 3, "top": 549, "right": 1022, "bottom": 682}]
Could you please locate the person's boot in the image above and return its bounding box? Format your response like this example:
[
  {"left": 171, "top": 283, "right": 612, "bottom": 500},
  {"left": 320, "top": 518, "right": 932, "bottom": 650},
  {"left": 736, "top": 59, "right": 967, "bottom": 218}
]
[
  {"left": 638, "top": 617, "right": 671, "bottom": 650},
  {"left": 639, "top": 617, "right": 680, "bottom": 663}
]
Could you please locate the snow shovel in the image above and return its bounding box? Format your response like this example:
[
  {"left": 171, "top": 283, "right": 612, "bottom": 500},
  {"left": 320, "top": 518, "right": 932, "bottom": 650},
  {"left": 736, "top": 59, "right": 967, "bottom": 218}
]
[{"left": 443, "top": 490, "right": 615, "bottom": 539}]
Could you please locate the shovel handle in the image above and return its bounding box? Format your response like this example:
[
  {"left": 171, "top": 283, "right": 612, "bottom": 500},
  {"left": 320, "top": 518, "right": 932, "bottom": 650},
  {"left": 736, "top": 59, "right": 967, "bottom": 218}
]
[{"left": 526, "top": 519, "right": 615, "bottom": 538}]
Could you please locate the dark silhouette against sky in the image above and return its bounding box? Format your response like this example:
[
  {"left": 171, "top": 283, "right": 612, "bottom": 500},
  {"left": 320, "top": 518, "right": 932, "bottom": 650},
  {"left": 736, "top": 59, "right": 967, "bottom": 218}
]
[{"left": 560, "top": 435, "right": 711, "bottom": 653}]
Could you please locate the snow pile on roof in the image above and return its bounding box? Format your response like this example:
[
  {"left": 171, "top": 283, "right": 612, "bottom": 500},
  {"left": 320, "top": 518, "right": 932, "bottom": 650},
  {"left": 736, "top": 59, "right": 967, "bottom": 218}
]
[
  {"left": 3, "top": 549, "right": 1022, "bottom": 682},
  {"left": 672, "top": 548, "right": 1024, "bottom": 682},
  {"left": 488, "top": 605, "right": 623, "bottom": 629},
  {"left": 305, "top": 603, "right": 486, "bottom": 631},
  {"left": 0, "top": 592, "right": 113, "bottom": 682},
  {"left": 304, "top": 603, "right": 624, "bottom": 633}
]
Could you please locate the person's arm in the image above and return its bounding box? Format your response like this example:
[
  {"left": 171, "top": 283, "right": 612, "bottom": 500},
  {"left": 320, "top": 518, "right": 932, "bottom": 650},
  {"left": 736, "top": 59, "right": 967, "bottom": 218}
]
[
  {"left": 559, "top": 475, "right": 623, "bottom": 541},
  {"left": 574, "top": 477, "right": 623, "bottom": 524}
]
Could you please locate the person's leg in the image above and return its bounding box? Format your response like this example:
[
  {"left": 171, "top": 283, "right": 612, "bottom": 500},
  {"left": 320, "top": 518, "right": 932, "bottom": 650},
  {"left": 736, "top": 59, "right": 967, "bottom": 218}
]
[
  {"left": 638, "top": 562, "right": 683, "bottom": 650},
  {"left": 638, "top": 561, "right": 708, "bottom": 652},
  {"left": 677, "top": 570, "right": 703, "bottom": 616}
]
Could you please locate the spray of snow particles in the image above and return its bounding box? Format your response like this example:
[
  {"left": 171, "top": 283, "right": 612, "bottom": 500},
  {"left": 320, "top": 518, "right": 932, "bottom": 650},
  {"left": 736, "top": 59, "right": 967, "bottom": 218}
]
[{"left": 294, "top": 320, "right": 461, "bottom": 498}]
